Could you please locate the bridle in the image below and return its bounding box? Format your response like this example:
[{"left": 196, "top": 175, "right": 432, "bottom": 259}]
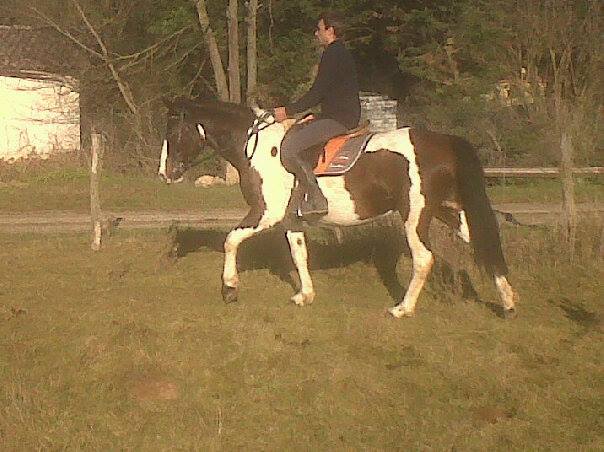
[
  {"left": 169, "top": 112, "right": 221, "bottom": 171},
  {"left": 246, "top": 110, "right": 275, "bottom": 160},
  {"left": 168, "top": 108, "right": 277, "bottom": 173}
]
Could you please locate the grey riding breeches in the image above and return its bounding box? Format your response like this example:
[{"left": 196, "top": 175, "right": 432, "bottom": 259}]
[{"left": 280, "top": 118, "right": 347, "bottom": 168}]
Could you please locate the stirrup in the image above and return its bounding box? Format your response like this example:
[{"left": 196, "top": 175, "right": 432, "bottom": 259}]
[{"left": 299, "top": 192, "right": 328, "bottom": 218}]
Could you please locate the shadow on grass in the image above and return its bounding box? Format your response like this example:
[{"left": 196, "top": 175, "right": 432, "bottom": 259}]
[
  {"left": 548, "top": 297, "right": 601, "bottom": 331},
  {"left": 162, "top": 223, "right": 488, "bottom": 311}
]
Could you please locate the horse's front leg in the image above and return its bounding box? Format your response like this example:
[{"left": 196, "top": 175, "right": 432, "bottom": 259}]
[
  {"left": 222, "top": 211, "right": 274, "bottom": 303},
  {"left": 285, "top": 230, "right": 315, "bottom": 306}
]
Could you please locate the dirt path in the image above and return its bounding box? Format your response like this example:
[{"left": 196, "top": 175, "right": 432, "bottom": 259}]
[{"left": 0, "top": 203, "right": 602, "bottom": 233}]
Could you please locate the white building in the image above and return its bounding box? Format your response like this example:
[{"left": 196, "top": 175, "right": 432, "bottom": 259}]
[{"left": 0, "top": 26, "right": 85, "bottom": 161}]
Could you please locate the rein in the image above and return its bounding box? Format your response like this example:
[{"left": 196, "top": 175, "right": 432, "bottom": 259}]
[
  {"left": 246, "top": 111, "right": 275, "bottom": 160},
  {"left": 187, "top": 128, "right": 223, "bottom": 170}
]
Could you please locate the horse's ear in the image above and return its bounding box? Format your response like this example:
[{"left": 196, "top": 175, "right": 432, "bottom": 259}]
[{"left": 282, "top": 118, "right": 297, "bottom": 132}]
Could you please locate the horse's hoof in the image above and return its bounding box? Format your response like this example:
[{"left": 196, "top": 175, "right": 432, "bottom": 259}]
[
  {"left": 388, "top": 306, "right": 414, "bottom": 318},
  {"left": 503, "top": 307, "right": 517, "bottom": 319},
  {"left": 291, "top": 292, "right": 314, "bottom": 306},
  {"left": 222, "top": 285, "right": 238, "bottom": 304}
]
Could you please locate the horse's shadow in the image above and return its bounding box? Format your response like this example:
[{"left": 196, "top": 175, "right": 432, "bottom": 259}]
[{"left": 165, "top": 223, "right": 492, "bottom": 311}]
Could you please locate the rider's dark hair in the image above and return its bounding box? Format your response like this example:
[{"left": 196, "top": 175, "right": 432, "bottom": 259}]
[{"left": 320, "top": 11, "right": 346, "bottom": 39}]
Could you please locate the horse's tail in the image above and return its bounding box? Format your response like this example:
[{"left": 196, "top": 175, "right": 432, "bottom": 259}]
[{"left": 453, "top": 137, "right": 508, "bottom": 276}]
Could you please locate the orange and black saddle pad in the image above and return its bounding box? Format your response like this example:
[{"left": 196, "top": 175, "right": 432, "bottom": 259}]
[{"left": 314, "top": 132, "right": 373, "bottom": 176}]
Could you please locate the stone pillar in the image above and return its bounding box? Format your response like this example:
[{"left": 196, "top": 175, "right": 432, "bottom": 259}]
[{"left": 360, "top": 92, "right": 398, "bottom": 132}]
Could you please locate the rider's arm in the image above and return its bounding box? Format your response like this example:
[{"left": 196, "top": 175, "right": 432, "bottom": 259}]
[{"left": 285, "top": 44, "right": 337, "bottom": 116}]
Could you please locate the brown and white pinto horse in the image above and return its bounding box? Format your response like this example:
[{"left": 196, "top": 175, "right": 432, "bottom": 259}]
[{"left": 159, "top": 97, "right": 518, "bottom": 318}]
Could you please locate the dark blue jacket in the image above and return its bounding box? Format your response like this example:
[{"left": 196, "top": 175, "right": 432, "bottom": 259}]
[{"left": 286, "top": 40, "right": 360, "bottom": 129}]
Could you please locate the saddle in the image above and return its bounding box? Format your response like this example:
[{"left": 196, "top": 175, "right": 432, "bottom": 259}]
[{"left": 313, "top": 121, "right": 372, "bottom": 176}]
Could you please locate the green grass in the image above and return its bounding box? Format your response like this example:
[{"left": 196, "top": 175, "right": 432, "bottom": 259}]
[
  {"left": 487, "top": 177, "right": 603, "bottom": 204},
  {"left": 1, "top": 222, "right": 602, "bottom": 449},
  {"left": 0, "top": 159, "right": 602, "bottom": 212},
  {"left": 0, "top": 168, "right": 246, "bottom": 212}
]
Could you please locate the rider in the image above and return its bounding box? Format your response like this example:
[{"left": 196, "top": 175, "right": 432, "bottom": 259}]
[{"left": 274, "top": 11, "right": 361, "bottom": 218}]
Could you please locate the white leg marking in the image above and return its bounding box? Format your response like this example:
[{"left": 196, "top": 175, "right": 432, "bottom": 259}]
[
  {"left": 223, "top": 227, "right": 257, "bottom": 288},
  {"left": 158, "top": 139, "right": 168, "bottom": 179},
  {"left": 495, "top": 275, "right": 516, "bottom": 311},
  {"left": 222, "top": 208, "right": 286, "bottom": 290},
  {"left": 389, "top": 220, "right": 434, "bottom": 318},
  {"left": 286, "top": 231, "right": 315, "bottom": 306},
  {"left": 458, "top": 210, "right": 471, "bottom": 243}
]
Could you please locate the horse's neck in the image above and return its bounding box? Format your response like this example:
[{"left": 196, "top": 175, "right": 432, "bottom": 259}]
[{"left": 214, "top": 131, "right": 248, "bottom": 172}]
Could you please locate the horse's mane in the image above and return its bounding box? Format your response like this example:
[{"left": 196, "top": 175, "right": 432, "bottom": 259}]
[{"left": 171, "top": 96, "right": 254, "bottom": 129}]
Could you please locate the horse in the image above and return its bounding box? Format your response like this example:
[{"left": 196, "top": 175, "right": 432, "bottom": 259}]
[{"left": 158, "top": 96, "right": 518, "bottom": 318}]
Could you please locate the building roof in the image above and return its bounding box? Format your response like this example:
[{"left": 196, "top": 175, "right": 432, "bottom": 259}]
[{"left": 0, "top": 25, "right": 88, "bottom": 81}]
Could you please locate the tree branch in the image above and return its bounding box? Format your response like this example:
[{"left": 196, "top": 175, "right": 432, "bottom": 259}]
[
  {"left": 30, "top": 6, "right": 103, "bottom": 59},
  {"left": 70, "top": 0, "right": 139, "bottom": 117}
]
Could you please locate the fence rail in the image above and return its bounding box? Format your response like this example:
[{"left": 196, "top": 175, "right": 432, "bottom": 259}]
[{"left": 483, "top": 167, "right": 604, "bottom": 177}]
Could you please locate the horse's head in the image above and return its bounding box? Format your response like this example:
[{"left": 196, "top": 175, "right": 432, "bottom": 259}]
[{"left": 159, "top": 97, "right": 210, "bottom": 184}]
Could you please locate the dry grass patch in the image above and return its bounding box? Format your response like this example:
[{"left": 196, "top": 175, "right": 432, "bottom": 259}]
[{"left": 0, "top": 223, "right": 602, "bottom": 449}]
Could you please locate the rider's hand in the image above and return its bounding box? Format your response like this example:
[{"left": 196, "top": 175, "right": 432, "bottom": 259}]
[
  {"left": 299, "top": 114, "right": 315, "bottom": 124},
  {"left": 274, "top": 106, "right": 287, "bottom": 122}
]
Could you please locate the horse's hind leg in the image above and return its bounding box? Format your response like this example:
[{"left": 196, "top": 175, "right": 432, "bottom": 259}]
[
  {"left": 437, "top": 205, "right": 518, "bottom": 316},
  {"left": 390, "top": 208, "right": 434, "bottom": 318},
  {"left": 285, "top": 230, "right": 315, "bottom": 306}
]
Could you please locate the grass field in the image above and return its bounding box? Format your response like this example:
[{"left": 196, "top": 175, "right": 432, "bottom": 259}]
[
  {"left": 1, "top": 220, "right": 602, "bottom": 449},
  {"left": 1, "top": 160, "right": 602, "bottom": 212}
]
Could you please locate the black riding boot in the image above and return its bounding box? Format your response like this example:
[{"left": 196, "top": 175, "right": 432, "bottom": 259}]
[{"left": 293, "top": 155, "right": 328, "bottom": 218}]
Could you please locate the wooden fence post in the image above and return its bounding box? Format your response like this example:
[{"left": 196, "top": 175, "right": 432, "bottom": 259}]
[
  {"left": 599, "top": 220, "right": 604, "bottom": 262},
  {"left": 90, "top": 129, "right": 104, "bottom": 251},
  {"left": 560, "top": 131, "right": 576, "bottom": 250}
]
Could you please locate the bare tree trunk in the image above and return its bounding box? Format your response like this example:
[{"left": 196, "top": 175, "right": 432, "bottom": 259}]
[
  {"left": 560, "top": 130, "right": 576, "bottom": 250},
  {"left": 90, "top": 129, "right": 104, "bottom": 251},
  {"left": 246, "top": 0, "right": 258, "bottom": 105},
  {"left": 194, "top": 0, "right": 229, "bottom": 101},
  {"left": 268, "top": 0, "right": 274, "bottom": 49},
  {"left": 227, "top": 0, "right": 241, "bottom": 103},
  {"left": 598, "top": 221, "right": 604, "bottom": 262}
]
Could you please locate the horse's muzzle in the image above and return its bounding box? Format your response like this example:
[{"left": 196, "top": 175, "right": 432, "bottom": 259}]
[{"left": 158, "top": 172, "right": 184, "bottom": 184}]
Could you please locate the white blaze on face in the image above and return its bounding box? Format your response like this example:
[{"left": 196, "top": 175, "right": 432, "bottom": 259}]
[
  {"left": 158, "top": 139, "right": 168, "bottom": 179},
  {"left": 197, "top": 124, "right": 206, "bottom": 140},
  {"left": 458, "top": 210, "right": 471, "bottom": 243}
]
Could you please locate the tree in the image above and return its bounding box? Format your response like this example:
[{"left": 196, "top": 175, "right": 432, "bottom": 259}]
[
  {"left": 246, "top": 0, "right": 258, "bottom": 105},
  {"left": 227, "top": 0, "right": 241, "bottom": 103},
  {"left": 513, "top": 0, "right": 601, "bottom": 244}
]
